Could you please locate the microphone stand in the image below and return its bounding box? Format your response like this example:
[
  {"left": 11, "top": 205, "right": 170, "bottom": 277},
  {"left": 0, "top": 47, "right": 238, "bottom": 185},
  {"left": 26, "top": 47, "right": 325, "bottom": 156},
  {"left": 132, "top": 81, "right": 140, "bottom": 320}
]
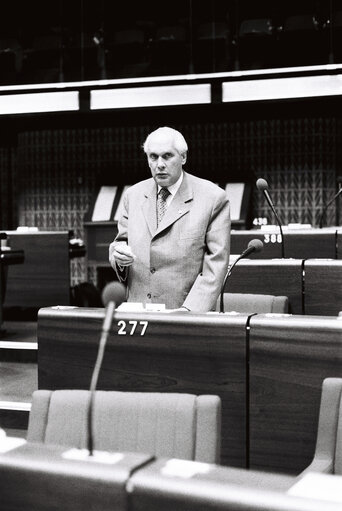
[
  {"left": 318, "top": 188, "right": 342, "bottom": 228},
  {"left": 87, "top": 301, "right": 116, "bottom": 456},
  {"left": 263, "top": 191, "right": 285, "bottom": 258},
  {"left": 219, "top": 254, "right": 246, "bottom": 313}
]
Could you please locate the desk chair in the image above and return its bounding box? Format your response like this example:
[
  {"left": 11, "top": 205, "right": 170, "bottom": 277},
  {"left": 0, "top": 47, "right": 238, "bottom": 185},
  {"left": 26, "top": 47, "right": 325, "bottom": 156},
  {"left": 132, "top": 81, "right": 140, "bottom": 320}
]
[
  {"left": 238, "top": 18, "right": 275, "bottom": 70},
  {"left": 301, "top": 378, "right": 342, "bottom": 475},
  {"left": 151, "top": 25, "right": 188, "bottom": 75},
  {"left": 27, "top": 390, "right": 221, "bottom": 463},
  {"left": 217, "top": 293, "right": 289, "bottom": 314}
]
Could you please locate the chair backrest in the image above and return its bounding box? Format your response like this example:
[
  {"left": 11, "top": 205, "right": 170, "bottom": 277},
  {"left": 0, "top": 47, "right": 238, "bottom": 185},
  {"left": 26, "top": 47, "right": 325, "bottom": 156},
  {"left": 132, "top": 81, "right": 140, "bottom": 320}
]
[
  {"left": 305, "top": 378, "right": 342, "bottom": 475},
  {"left": 217, "top": 293, "right": 289, "bottom": 314},
  {"left": 27, "top": 390, "right": 221, "bottom": 463},
  {"left": 239, "top": 18, "right": 273, "bottom": 37}
]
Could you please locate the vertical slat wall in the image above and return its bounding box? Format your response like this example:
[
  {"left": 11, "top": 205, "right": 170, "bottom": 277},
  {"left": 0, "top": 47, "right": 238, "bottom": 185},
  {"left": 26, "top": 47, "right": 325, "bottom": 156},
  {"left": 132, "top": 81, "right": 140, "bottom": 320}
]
[{"left": 0, "top": 116, "right": 339, "bottom": 284}]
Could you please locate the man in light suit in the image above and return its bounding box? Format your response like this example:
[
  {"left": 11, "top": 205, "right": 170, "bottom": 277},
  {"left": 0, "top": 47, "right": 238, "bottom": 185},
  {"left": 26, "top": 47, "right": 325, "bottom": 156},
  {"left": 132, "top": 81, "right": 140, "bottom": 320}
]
[{"left": 109, "top": 127, "right": 230, "bottom": 312}]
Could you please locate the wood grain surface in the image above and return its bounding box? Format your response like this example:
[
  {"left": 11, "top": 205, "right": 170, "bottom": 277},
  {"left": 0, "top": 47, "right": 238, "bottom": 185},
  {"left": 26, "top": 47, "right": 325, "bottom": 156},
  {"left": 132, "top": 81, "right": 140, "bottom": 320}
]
[
  {"left": 129, "top": 459, "right": 299, "bottom": 511},
  {"left": 38, "top": 308, "right": 249, "bottom": 467},
  {"left": 225, "top": 259, "right": 304, "bottom": 314},
  {"left": 249, "top": 314, "right": 342, "bottom": 473},
  {"left": 4, "top": 232, "right": 71, "bottom": 308},
  {"left": 0, "top": 442, "right": 152, "bottom": 511},
  {"left": 304, "top": 260, "right": 342, "bottom": 315},
  {"left": 230, "top": 228, "right": 337, "bottom": 259},
  {"left": 337, "top": 229, "right": 342, "bottom": 259}
]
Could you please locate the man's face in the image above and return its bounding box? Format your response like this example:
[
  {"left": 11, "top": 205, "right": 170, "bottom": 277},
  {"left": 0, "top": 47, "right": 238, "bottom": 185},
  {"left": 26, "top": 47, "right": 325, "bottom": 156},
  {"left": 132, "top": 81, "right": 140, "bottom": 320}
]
[{"left": 146, "top": 134, "right": 186, "bottom": 188}]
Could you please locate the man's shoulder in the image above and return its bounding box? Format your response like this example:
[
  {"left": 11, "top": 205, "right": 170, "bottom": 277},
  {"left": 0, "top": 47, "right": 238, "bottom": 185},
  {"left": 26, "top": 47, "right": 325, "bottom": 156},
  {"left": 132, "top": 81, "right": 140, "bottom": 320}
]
[
  {"left": 125, "top": 177, "right": 154, "bottom": 196},
  {"left": 185, "top": 172, "right": 226, "bottom": 199}
]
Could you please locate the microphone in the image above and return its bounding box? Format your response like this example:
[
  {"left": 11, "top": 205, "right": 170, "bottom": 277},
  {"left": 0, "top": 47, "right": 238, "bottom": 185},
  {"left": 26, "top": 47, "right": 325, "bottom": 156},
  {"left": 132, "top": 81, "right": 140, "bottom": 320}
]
[
  {"left": 256, "top": 178, "right": 285, "bottom": 258},
  {"left": 219, "top": 239, "right": 263, "bottom": 313},
  {"left": 101, "top": 281, "right": 127, "bottom": 307},
  {"left": 87, "top": 281, "right": 126, "bottom": 456},
  {"left": 317, "top": 186, "right": 342, "bottom": 228}
]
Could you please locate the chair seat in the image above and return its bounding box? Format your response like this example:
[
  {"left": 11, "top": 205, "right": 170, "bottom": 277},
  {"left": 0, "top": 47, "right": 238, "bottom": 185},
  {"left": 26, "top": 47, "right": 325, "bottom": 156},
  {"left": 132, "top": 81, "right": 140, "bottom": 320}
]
[{"left": 217, "top": 293, "right": 289, "bottom": 314}]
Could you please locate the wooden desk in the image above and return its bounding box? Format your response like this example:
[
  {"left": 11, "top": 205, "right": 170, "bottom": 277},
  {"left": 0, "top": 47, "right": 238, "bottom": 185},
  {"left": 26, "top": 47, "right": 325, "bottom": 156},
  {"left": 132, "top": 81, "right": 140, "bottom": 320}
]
[
  {"left": 84, "top": 221, "right": 117, "bottom": 265},
  {"left": 231, "top": 228, "right": 337, "bottom": 259},
  {"left": 225, "top": 259, "right": 304, "bottom": 314},
  {"left": 38, "top": 308, "right": 249, "bottom": 468},
  {"left": 0, "top": 246, "right": 25, "bottom": 331},
  {"left": 304, "top": 260, "right": 342, "bottom": 316},
  {"left": 129, "top": 459, "right": 341, "bottom": 511},
  {"left": 249, "top": 314, "right": 342, "bottom": 474},
  {"left": 0, "top": 442, "right": 152, "bottom": 511},
  {"left": 335, "top": 228, "right": 342, "bottom": 259},
  {"left": 4, "top": 231, "right": 71, "bottom": 308}
]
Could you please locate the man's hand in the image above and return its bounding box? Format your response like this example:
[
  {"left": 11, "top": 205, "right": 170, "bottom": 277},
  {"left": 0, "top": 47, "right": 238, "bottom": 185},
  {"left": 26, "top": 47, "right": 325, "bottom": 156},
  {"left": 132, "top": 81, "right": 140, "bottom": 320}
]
[{"left": 111, "top": 243, "right": 136, "bottom": 267}]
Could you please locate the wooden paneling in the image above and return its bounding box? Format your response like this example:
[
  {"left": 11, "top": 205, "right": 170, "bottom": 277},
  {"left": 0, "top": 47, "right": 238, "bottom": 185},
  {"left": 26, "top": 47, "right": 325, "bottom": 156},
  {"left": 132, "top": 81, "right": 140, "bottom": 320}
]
[
  {"left": 230, "top": 231, "right": 282, "bottom": 258},
  {"left": 230, "top": 228, "right": 337, "bottom": 259},
  {"left": 0, "top": 443, "right": 152, "bottom": 511},
  {"left": 4, "top": 232, "right": 70, "bottom": 308},
  {"left": 225, "top": 259, "right": 304, "bottom": 314},
  {"left": 284, "top": 229, "right": 337, "bottom": 259},
  {"left": 304, "top": 260, "right": 342, "bottom": 316},
  {"left": 37, "top": 308, "right": 248, "bottom": 468},
  {"left": 337, "top": 229, "right": 342, "bottom": 259},
  {"left": 129, "top": 459, "right": 296, "bottom": 511},
  {"left": 84, "top": 222, "right": 117, "bottom": 265},
  {"left": 249, "top": 315, "right": 342, "bottom": 473}
]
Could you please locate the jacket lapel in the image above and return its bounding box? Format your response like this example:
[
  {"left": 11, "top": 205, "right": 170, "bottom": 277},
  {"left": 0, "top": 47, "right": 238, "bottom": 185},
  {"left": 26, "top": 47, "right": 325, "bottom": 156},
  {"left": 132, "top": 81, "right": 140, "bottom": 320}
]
[
  {"left": 154, "top": 172, "right": 193, "bottom": 237},
  {"left": 141, "top": 180, "right": 158, "bottom": 237}
]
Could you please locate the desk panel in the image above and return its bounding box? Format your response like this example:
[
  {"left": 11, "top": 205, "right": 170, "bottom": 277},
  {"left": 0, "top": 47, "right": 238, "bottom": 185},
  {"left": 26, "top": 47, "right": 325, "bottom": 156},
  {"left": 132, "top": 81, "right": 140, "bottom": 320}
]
[
  {"left": 337, "top": 229, "right": 342, "bottom": 259},
  {"left": 231, "top": 228, "right": 337, "bottom": 259},
  {"left": 38, "top": 308, "right": 249, "bottom": 467},
  {"left": 249, "top": 315, "right": 342, "bottom": 473},
  {"left": 225, "top": 259, "right": 303, "bottom": 314},
  {"left": 129, "top": 459, "right": 297, "bottom": 511},
  {"left": 0, "top": 442, "right": 152, "bottom": 511},
  {"left": 231, "top": 231, "right": 282, "bottom": 259},
  {"left": 304, "top": 260, "right": 342, "bottom": 316},
  {"left": 284, "top": 229, "right": 337, "bottom": 259},
  {"left": 4, "top": 232, "right": 70, "bottom": 308}
]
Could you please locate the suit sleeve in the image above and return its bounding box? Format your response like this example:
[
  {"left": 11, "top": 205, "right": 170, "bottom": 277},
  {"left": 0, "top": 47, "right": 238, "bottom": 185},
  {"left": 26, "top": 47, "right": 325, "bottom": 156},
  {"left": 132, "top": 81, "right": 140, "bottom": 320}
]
[
  {"left": 182, "top": 192, "right": 231, "bottom": 312},
  {"left": 109, "top": 192, "right": 129, "bottom": 283}
]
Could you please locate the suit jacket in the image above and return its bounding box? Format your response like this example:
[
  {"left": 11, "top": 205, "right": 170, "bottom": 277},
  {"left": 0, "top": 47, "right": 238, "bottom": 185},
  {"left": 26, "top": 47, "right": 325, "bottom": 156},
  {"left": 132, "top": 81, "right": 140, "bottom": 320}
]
[{"left": 109, "top": 171, "right": 231, "bottom": 312}]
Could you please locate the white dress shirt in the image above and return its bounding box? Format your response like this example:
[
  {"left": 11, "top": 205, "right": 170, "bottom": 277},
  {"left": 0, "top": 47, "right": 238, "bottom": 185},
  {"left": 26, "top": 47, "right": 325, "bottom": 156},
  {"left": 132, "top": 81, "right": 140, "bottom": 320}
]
[{"left": 157, "top": 171, "right": 184, "bottom": 208}]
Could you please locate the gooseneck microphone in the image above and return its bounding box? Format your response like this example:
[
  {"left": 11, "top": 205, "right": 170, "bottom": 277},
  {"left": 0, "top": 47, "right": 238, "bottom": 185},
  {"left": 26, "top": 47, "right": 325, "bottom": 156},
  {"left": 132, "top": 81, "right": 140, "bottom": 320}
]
[
  {"left": 318, "top": 187, "right": 342, "bottom": 228},
  {"left": 256, "top": 178, "right": 285, "bottom": 258},
  {"left": 87, "top": 282, "right": 126, "bottom": 456},
  {"left": 219, "top": 239, "right": 263, "bottom": 313}
]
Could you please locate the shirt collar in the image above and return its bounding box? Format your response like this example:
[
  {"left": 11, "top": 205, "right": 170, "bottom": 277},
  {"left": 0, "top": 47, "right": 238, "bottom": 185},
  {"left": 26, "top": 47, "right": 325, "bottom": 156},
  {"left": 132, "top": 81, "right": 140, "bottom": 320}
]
[{"left": 157, "top": 171, "right": 183, "bottom": 196}]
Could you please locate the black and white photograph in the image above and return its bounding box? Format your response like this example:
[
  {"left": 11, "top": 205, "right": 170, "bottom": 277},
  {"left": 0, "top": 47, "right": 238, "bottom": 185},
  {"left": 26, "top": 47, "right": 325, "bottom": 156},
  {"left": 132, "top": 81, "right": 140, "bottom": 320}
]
[{"left": 0, "top": 1, "right": 341, "bottom": 510}]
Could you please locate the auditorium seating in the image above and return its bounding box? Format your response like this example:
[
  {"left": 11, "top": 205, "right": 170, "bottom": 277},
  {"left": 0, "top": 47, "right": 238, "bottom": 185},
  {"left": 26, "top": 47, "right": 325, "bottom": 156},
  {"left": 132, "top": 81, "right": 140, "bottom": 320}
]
[
  {"left": 238, "top": 18, "right": 276, "bottom": 70},
  {"left": 27, "top": 390, "right": 221, "bottom": 463},
  {"left": 301, "top": 378, "right": 342, "bottom": 476},
  {"left": 217, "top": 293, "right": 289, "bottom": 314},
  {"left": 194, "top": 22, "right": 230, "bottom": 73},
  {"left": 280, "top": 13, "right": 327, "bottom": 67}
]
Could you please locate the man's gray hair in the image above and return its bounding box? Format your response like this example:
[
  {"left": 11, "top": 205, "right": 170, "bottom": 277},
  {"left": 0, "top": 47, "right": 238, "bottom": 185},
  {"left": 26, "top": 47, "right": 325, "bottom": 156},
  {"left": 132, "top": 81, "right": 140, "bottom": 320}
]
[{"left": 143, "top": 126, "right": 188, "bottom": 155}]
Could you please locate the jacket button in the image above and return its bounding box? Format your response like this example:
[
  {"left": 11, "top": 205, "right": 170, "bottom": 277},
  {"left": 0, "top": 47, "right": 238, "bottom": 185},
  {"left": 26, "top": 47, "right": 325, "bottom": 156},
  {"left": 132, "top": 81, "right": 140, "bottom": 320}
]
[
  {"left": 147, "top": 293, "right": 151, "bottom": 299},
  {"left": 150, "top": 268, "right": 156, "bottom": 274}
]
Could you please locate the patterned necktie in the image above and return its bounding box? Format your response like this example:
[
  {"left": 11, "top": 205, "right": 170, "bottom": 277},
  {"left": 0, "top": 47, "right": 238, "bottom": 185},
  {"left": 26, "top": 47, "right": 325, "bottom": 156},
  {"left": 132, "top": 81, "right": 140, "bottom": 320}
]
[{"left": 157, "top": 187, "right": 170, "bottom": 226}]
